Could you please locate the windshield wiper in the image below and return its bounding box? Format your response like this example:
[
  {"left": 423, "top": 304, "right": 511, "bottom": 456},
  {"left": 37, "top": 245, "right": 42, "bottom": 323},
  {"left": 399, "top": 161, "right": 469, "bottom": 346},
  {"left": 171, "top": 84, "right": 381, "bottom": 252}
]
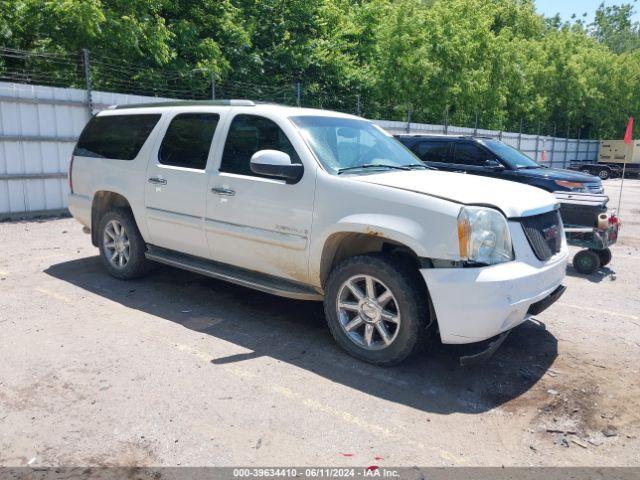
[
  {"left": 517, "top": 165, "right": 541, "bottom": 169},
  {"left": 405, "top": 163, "right": 434, "bottom": 170},
  {"left": 337, "top": 164, "right": 412, "bottom": 174}
]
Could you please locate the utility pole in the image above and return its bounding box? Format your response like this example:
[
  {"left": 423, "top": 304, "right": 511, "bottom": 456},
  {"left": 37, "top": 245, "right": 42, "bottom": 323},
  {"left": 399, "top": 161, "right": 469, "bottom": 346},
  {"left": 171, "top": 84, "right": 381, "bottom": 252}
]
[
  {"left": 82, "top": 48, "right": 93, "bottom": 117},
  {"left": 535, "top": 121, "right": 541, "bottom": 162},
  {"left": 443, "top": 106, "right": 449, "bottom": 135},
  {"left": 550, "top": 123, "right": 557, "bottom": 167},
  {"left": 474, "top": 111, "right": 479, "bottom": 137},
  {"left": 211, "top": 71, "right": 216, "bottom": 100},
  {"left": 517, "top": 118, "right": 523, "bottom": 149},
  {"left": 564, "top": 125, "right": 570, "bottom": 168}
]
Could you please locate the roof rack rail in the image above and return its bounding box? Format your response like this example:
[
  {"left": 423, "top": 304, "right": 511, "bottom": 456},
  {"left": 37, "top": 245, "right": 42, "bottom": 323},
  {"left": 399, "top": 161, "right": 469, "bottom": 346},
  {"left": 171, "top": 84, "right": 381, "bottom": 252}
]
[
  {"left": 395, "top": 133, "right": 467, "bottom": 138},
  {"left": 111, "top": 99, "right": 256, "bottom": 110},
  {"left": 395, "top": 133, "right": 495, "bottom": 140}
]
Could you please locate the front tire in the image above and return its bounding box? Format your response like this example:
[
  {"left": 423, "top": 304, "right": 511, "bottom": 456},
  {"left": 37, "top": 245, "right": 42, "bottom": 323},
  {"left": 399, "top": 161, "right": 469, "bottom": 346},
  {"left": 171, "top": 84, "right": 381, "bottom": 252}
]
[
  {"left": 324, "top": 253, "right": 430, "bottom": 366},
  {"left": 98, "top": 208, "right": 149, "bottom": 279},
  {"left": 598, "top": 169, "right": 610, "bottom": 180}
]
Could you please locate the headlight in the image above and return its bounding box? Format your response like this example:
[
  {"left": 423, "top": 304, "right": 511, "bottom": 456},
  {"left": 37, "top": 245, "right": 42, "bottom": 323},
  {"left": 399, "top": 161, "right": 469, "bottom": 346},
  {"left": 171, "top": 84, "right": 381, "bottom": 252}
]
[
  {"left": 457, "top": 206, "right": 514, "bottom": 265},
  {"left": 554, "top": 180, "right": 586, "bottom": 191}
]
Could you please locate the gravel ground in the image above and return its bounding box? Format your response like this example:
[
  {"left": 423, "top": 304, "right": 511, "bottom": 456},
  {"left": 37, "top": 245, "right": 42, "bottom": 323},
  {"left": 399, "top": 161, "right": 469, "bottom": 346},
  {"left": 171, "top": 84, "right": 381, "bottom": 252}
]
[{"left": 1, "top": 179, "right": 639, "bottom": 467}]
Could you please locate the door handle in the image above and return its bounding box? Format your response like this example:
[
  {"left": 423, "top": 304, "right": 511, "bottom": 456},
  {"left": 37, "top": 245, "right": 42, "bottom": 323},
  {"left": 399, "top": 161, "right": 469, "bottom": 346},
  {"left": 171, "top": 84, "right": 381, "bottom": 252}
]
[
  {"left": 148, "top": 177, "right": 167, "bottom": 185},
  {"left": 211, "top": 187, "right": 236, "bottom": 196}
]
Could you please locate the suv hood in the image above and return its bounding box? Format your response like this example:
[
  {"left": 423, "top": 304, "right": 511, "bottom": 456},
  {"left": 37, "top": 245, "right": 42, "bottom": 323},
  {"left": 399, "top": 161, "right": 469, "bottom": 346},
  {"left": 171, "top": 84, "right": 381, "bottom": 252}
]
[
  {"left": 353, "top": 170, "right": 558, "bottom": 218},
  {"left": 516, "top": 167, "right": 600, "bottom": 183}
]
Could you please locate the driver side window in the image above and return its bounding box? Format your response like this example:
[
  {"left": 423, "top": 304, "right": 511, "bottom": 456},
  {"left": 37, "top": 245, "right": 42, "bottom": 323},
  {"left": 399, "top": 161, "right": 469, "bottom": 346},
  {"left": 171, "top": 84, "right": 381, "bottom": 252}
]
[{"left": 220, "top": 115, "right": 300, "bottom": 177}]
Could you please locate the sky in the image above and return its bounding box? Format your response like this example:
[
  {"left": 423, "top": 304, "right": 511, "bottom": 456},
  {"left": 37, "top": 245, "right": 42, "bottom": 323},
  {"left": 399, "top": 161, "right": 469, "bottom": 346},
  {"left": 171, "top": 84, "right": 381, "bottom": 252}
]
[{"left": 535, "top": 0, "right": 640, "bottom": 23}]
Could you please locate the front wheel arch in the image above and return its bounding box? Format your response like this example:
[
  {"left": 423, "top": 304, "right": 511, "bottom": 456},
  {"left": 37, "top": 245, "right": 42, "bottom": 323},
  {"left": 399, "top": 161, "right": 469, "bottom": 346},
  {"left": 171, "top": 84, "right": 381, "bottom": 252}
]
[{"left": 318, "top": 227, "right": 426, "bottom": 289}]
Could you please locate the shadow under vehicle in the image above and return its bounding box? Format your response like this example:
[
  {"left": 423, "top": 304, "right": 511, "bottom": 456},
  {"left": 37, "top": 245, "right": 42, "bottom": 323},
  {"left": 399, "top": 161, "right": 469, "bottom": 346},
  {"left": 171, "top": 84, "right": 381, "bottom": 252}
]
[{"left": 46, "top": 256, "right": 559, "bottom": 416}]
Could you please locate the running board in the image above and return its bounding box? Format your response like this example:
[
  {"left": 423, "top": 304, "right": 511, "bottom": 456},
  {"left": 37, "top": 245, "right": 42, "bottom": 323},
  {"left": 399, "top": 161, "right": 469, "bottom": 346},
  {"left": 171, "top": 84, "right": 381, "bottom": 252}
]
[{"left": 145, "top": 246, "right": 323, "bottom": 301}]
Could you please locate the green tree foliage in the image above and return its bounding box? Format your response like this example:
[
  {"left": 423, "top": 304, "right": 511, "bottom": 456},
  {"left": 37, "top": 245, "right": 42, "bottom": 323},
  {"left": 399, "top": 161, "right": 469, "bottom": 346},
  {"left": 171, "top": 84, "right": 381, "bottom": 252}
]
[
  {"left": 0, "top": 0, "right": 639, "bottom": 137},
  {"left": 590, "top": 2, "right": 640, "bottom": 54}
]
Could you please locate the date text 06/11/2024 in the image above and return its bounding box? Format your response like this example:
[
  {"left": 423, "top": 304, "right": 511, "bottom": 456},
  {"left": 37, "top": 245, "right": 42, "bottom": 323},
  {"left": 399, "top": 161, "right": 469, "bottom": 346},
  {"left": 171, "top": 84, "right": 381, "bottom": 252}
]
[{"left": 232, "top": 467, "right": 399, "bottom": 478}]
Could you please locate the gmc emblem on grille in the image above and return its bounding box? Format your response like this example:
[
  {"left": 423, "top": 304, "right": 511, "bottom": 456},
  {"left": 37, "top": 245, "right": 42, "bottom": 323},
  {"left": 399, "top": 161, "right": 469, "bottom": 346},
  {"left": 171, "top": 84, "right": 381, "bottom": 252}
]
[{"left": 542, "top": 225, "right": 559, "bottom": 241}]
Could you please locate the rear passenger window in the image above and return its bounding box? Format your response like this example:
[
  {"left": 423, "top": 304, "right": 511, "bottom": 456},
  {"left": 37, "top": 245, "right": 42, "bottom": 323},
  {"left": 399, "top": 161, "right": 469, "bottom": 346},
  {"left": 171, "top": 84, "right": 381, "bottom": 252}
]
[
  {"left": 74, "top": 114, "right": 161, "bottom": 160},
  {"left": 413, "top": 141, "right": 450, "bottom": 163},
  {"left": 220, "top": 115, "right": 300, "bottom": 177},
  {"left": 159, "top": 113, "right": 219, "bottom": 169}
]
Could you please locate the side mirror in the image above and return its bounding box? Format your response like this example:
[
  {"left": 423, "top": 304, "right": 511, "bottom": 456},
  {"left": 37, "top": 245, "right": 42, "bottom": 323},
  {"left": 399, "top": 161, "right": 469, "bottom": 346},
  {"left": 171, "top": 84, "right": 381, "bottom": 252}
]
[
  {"left": 484, "top": 159, "right": 505, "bottom": 170},
  {"left": 250, "top": 150, "right": 303, "bottom": 183}
]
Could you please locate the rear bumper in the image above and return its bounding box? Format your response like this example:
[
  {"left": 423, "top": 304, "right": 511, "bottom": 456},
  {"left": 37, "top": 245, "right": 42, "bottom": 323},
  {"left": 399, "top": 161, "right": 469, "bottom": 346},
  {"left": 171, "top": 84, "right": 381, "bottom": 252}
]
[{"left": 420, "top": 248, "right": 568, "bottom": 344}]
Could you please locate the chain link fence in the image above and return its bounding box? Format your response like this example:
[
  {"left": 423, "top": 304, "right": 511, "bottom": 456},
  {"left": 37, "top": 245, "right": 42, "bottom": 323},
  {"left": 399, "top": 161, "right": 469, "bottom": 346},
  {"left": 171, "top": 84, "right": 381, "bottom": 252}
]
[{"left": 0, "top": 47, "right": 599, "bottom": 145}]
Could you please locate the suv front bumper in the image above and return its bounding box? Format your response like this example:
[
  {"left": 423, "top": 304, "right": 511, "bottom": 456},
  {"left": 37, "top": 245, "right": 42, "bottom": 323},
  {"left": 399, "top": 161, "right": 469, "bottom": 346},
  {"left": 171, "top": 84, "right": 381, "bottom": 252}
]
[{"left": 420, "top": 248, "right": 568, "bottom": 344}]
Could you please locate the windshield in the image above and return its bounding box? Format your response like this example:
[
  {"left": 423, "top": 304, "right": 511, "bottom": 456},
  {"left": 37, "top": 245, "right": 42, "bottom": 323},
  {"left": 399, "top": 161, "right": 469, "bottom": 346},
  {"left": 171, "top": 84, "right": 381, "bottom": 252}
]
[
  {"left": 290, "top": 116, "right": 423, "bottom": 174},
  {"left": 479, "top": 139, "right": 540, "bottom": 169}
]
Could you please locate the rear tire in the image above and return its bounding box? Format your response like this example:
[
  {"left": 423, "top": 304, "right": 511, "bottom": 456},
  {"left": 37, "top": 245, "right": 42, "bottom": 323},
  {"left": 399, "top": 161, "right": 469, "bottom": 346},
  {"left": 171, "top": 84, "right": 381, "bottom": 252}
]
[
  {"left": 573, "top": 249, "right": 600, "bottom": 275},
  {"left": 598, "top": 169, "right": 610, "bottom": 180},
  {"left": 324, "top": 253, "right": 430, "bottom": 366},
  {"left": 595, "top": 248, "right": 612, "bottom": 267},
  {"left": 98, "top": 208, "right": 149, "bottom": 279}
]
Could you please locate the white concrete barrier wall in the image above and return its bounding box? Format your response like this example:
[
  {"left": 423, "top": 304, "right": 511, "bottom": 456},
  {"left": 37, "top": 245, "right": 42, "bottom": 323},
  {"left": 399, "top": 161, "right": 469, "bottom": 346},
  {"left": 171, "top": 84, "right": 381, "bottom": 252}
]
[
  {"left": 0, "top": 80, "right": 600, "bottom": 216},
  {"left": 0, "top": 81, "right": 173, "bottom": 216}
]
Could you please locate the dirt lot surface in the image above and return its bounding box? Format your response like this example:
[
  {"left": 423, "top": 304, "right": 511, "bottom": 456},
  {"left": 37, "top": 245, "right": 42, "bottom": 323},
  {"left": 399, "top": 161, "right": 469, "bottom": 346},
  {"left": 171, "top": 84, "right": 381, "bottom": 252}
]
[{"left": 1, "top": 180, "right": 639, "bottom": 467}]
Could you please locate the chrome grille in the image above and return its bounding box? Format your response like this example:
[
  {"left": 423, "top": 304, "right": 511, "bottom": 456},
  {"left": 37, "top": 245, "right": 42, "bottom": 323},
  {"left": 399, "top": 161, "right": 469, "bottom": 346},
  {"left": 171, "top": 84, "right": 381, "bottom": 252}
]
[{"left": 521, "top": 210, "right": 563, "bottom": 261}]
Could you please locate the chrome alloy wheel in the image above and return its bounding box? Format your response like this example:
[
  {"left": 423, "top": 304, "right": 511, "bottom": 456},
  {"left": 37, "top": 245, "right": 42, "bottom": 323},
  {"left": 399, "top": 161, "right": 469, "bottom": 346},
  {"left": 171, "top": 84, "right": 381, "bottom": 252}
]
[
  {"left": 103, "top": 219, "right": 130, "bottom": 269},
  {"left": 336, "top": 274, "right": 401, "bottom": 350}
]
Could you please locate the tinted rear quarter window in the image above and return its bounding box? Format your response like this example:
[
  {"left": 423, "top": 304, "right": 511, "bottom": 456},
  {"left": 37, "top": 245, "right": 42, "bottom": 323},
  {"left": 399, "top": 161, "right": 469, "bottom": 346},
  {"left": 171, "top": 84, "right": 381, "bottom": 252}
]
[
  {"left": 159, "top": 113, "right": 220, "bottom": 169},
  {"left": 74, "top": 114, "right": 161, "bottom": 160}
]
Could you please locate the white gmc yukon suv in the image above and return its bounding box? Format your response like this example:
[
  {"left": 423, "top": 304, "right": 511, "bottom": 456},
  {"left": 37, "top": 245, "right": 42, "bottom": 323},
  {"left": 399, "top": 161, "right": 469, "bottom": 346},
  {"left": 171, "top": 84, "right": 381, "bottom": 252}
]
[{"left": 68, "top": 101, "right": 568, "bottom": 365}]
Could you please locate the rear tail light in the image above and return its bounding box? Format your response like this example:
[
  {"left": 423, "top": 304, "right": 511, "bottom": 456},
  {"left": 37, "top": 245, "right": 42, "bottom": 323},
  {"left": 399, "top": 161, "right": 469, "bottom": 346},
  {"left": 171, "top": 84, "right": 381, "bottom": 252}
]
[{"left": 68, "top": 155, "right": 74, "bottom": 193}]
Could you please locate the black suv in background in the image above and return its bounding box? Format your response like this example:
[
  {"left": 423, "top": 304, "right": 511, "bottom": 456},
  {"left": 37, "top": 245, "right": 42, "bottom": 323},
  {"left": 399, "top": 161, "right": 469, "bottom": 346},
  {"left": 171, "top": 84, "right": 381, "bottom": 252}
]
[{"left": 396, "top": 134, "right": 604, "bottom": 194}]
